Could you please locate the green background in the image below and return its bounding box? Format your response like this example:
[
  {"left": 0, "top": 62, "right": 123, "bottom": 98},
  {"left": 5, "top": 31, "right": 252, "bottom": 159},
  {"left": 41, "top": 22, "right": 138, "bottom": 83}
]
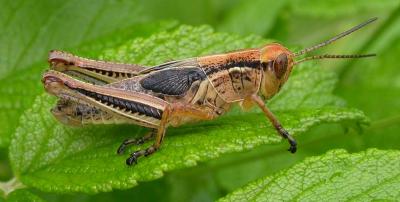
[{"left": 0, "top": 0, "right": 399, "bottom": 201}]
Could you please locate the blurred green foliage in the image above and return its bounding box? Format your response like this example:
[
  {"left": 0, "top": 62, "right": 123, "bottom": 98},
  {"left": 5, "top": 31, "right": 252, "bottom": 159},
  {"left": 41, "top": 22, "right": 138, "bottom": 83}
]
[{"left": 0, "top": 0, "right": 399, "bottom": 201}]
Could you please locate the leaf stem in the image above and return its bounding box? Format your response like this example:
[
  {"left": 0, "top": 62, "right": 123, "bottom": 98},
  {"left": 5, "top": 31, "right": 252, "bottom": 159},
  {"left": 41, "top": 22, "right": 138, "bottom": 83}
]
[{"left": 0, "top": 177, "right": 26, "bottom": 198}]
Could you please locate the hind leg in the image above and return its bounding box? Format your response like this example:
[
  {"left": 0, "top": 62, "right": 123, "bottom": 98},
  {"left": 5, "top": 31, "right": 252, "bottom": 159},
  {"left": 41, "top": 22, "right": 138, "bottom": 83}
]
[
  {"left": 49, "top": 50, "right": 147, "bottom": 84},
  {"left": 125, "top": 107, "right": 171, "bottom": 165},
  {"left": 123, "top": 103, "right": 216, "bottom": 165}
]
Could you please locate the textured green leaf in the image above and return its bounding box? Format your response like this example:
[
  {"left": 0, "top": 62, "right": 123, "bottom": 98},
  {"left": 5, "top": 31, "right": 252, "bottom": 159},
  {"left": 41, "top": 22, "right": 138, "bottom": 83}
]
[
  {"left": 219, "top": 149, "right": 400, "bottom": 201},
  {"left": 9, "top": 25, "right": 367, "bottom": 193}
]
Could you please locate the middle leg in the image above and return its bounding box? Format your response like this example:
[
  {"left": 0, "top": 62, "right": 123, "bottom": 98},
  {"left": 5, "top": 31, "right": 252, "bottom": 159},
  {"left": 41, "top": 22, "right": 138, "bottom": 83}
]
[
  {"left": 125, "top": 107, "right": 171, "bottom": 165},
  {"left": 251, "top": 94, "right": 297, "bottom": 153}
]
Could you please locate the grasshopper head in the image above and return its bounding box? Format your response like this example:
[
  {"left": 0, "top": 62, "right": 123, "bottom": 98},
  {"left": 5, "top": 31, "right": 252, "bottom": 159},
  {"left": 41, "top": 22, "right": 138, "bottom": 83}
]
[
  {"left": 259, "top": 17, "right": 378, "bottom": 100},
  {"left": 259, "top": 43, "right": 294, "bottom": 99}
]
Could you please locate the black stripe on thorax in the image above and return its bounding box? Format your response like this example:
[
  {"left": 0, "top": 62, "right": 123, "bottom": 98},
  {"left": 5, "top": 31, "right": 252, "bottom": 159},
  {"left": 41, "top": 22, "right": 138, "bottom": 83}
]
[
  {"left": 76, "top": 88, "right": 163, "bottom": 119},
  {"left": 204, "top": 60, "right": 261, "bottom": 75}
]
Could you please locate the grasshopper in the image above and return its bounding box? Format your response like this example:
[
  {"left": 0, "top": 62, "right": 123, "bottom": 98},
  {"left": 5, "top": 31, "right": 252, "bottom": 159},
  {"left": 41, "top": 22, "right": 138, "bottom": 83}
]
[{"left": 42, "top": 18, "right": 377, "bottom": 165}]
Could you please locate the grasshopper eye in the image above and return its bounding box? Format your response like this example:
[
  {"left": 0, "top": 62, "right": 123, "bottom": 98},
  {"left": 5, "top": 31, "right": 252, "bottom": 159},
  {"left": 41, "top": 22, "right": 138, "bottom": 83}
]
[{"left": 273, "top": 53, "right": 288, "bottom": 79}]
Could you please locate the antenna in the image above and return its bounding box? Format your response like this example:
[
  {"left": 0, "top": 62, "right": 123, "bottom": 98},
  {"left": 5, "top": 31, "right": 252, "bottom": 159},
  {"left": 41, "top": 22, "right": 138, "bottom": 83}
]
[
  {"left": 294, "top": 17, "right": 378, "bottom": 57},
  {"left": 294, "top": 53, "right": 376, "bottom": 65}
]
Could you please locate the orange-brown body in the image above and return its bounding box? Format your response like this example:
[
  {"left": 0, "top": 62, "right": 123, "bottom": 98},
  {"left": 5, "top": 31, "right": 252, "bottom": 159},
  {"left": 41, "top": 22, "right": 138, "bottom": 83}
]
[
  {"left": 45, "top": 44, "right": 295, "bottom": 129},
  {"left": 43, "top": 43, "right": 296, "bottom": 165}
]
